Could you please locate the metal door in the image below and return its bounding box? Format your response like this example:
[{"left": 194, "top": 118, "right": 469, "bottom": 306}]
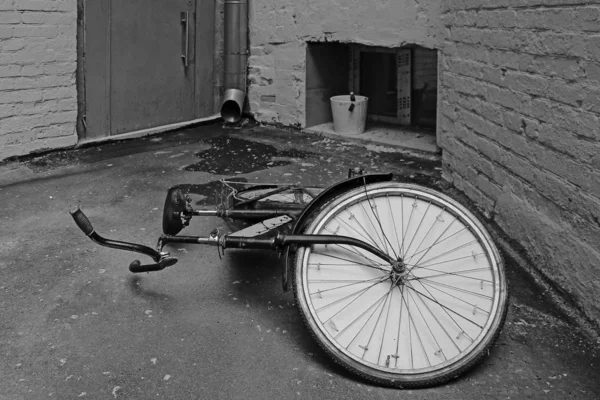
[
  {"left": 110, "top": 0, "right": 194, "bottom": 134},
  {"left": 83, "top": 0, "right": 214, "bottom": 139}
]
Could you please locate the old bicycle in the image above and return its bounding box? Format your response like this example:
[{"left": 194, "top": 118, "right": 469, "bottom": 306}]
[{"left": 70, "top": 169, "right": 508, "bottom": 388}]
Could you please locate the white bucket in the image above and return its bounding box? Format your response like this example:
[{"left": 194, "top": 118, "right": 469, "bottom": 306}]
[{"left": 330, "top": 94, "right": 368, "bottom": 134}]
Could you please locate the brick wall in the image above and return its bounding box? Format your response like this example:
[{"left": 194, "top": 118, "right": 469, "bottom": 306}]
[
  {"left": 440, "top": 0, "right": 600, "bottom": 326},
  {"left": 242, "top": 0, "right": 442, "bottom": 126},
  {"left": 0, "top": 0, "right": 77, "bottom": 161}
]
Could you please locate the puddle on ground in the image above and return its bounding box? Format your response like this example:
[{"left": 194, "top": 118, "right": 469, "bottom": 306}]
[{"left": 183, "top": 137, "right": 309, "bottom": 174}]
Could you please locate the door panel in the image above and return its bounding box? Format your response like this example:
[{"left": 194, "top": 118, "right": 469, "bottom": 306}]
[
  {"left": 84, "top": 0, "right": 214, "bottom": 139},
  {"left": 110, "top": 0, "right": 195, "bottom": 135},
  {"left": 194, "top": 0, "right": 215, "bottom": 117},
  {"left": 84, "top": 0, "right": 111, "bottom": 140}
]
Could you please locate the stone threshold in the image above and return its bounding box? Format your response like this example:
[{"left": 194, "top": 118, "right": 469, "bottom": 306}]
[{"left": 304, "top": 121, "right": 440, "bottom": 156}]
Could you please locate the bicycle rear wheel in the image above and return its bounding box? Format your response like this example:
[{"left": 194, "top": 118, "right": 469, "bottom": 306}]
[{"left": 293, "top": 182, "right": 508, "bottom": 388}]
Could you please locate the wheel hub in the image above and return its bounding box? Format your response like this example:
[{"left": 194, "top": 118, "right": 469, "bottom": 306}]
[{"left": 390, "top": 258, "right": 407, "bottom": 285}]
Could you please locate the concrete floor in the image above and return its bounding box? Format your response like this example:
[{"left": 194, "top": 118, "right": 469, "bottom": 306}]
[
  {"left": 0, "top": 122, "right": 599, "bottom": 399},
  {"left": 305, "top": 121, "right": 439, "bottom": 155}
]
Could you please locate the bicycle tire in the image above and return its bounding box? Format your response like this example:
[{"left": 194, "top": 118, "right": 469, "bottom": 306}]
[
  {"left": 162, "top": 187, "right": 187, "bottom": 235},
  {"left": 292, "top": 182, "right": 508, "bottom": 388}
]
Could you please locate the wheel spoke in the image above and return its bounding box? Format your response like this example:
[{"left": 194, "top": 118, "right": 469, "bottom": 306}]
[
  {"left": 405, "top": 284, "right": 484, "bottom": 329},
  {"left": 401, "top": 198, "right": 418, "bottom": 259},
  {"left": 360, "top": 282, "right": 395, "bottom": 360},
  {"left": 321, "top": 226, "right": 389, "bottom": 267},
  {"left": 413, "top": 278, "right": 494, "bottom": 301},
  {"left": 407, "top": 280, "right": 464, "bottom": 355},
  {"left": 309, "top": 276, "right": 385, "bottom": 297},
  {"left": 404, "top": 208, "right": 446, "bottom": 264},
  {"left": 400, "top": 195, "right": 405, "bottom": 257},
  {"left": 315, "top": 276, "right": 389, "bottom": 313},
  {"left": 308, "top": 262, "right": 377, "bottom": 267},
  {"left": 308, "top": 278, "right": 384, "bottom": 283},
  {"left": 387, "top": 195, "right": 402, "bottom": 260},
  {"left": 405, "top": 282, "right": 449, "bottom": 361},
  {"left": 358, "top": 199, "right": 389, "bottom": 255},
  {"left": 344, "top": 289, "right": 391, "bottom": 350},
  {"left": 413, "top": 240, "right": 479, "bottom": 268},
  {"left": 409, "top": 252, "right": 485, "bottom": 270},
  {"left": 360, "top": 192, "right": 399, "bottom": 260},
  {"left": 340, "top": 209, "right": 385, "bottom": 253},
  {"left": 405, "top": 286, "right": 431, "bottom": 367},
  {"left": 403, "top": 202, "right": 432, "bottom": 257},
  {"left": 311, "top": 251, "right": 389, "bottom": 273},
  {"left": 417, "top": 279, "right": 491, "bottom": 316},
  {"left": 405, "top": 226, "right": 467, "bottom": 264},
  {"left": 408, "top": 267, "right": 493, "bottom": 283},
  {"left": 335, "top": 291, "right": 390, "bottom": 341},
  {"left": 394, "top": 285, "right": 406, "bottom": 368},
  {"left": 406, "top": 220, "right": 457, "bottom": 267},
  {"left": 415, "top": 281, "right": 476, "bottom": 343},
  {"left": 377, "top": 283, "right": 397, "bottom": 365}
]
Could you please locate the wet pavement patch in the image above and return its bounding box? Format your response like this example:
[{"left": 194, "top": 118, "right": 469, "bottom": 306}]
[
  {"left": 183, "top": 137, "right": 310, "bottom": 174},
  {"left": 24, "top": 150, "right": 80, "bottom": 172}
]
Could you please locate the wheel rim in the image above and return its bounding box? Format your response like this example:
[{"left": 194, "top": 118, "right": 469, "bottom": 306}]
[{"left": 299, "top": 185, "right": 503, "bottom": 375}]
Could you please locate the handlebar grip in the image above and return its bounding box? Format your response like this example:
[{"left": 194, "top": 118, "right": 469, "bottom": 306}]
[
  {"left": 129, "top": 256, "right": 177, "bottom": 273},
  {"left": 129, "top": 260, "right": 166, "bottom": 273},
  {"left": 70, "top": 207, "right": 94, "bottom": 236}
]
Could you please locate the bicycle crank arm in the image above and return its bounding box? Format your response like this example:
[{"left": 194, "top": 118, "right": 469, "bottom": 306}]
[{"left": 70, "top": 207, "right": 178, "bottom": 273}]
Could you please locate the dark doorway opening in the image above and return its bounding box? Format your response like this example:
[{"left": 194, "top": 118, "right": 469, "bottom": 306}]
[
  {"left": 305, "top": 42, "right": 439, "bottom": 154},
  {"left": 360, "top": 51, "right": 398, "bottom": 118},
  {"left": 305, "top": 42, "right": 350, "bottom": 129},
  {"left": 305, "top": 42, "right": 438, "bottom": 130}
]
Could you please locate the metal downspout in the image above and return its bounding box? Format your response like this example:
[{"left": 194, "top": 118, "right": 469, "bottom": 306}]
[{"left": 220, "top": 0, "right": 248, "bottom": 123}]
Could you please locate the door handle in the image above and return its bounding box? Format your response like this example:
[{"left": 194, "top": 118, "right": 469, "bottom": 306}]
[{"left": 181, "top": 11, "right": 189, "bottom": 67}]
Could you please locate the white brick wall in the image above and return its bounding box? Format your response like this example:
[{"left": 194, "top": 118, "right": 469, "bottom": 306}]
[
  {"left": 0, "top": 0, "right": 77, "bottom": 161},
  {"left": 440, "top": 0, "right": 600, "bottom": 327},
  {"left": 238, "top": 0, "right": 443, "bottom": 126}
]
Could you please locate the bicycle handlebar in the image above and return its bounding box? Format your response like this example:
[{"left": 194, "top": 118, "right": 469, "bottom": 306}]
[{"left": 69, "top": 207, "right": 178, "bottom": 273}]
